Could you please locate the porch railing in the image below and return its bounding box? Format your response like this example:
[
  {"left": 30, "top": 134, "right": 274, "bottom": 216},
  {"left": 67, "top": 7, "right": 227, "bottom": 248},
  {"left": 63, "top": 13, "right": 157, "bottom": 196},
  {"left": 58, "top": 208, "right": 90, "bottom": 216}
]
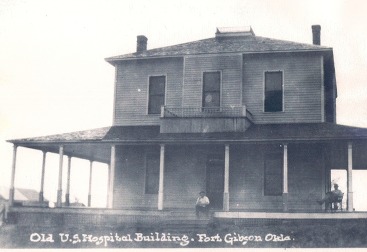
[{"left": 161, "top": 105, "right": 253, "bottom": 119}]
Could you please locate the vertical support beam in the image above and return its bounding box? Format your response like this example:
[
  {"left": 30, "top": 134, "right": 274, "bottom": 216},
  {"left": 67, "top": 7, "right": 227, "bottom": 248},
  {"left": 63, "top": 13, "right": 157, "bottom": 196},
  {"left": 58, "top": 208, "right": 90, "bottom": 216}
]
[
  {"left": 223, "top": 144, "right": 230, "bottom": 211},
  {"left": 282, "top": 144, "right": 288, "bottom": 212},
  {"left": 106, "top": 164, "right": 111, "bottom": 208},
  {"left": 39, "top": 151, "right": 47, "bottom": 202},
  {"left": 9, "top": 145, "right": 18, "bottom": 207},
  {"left": 88, "top": 160, "right": 93, "bottom": 207},
  {"left": 158, "top": 144, "right": 165, "bottom": 210},
  {"left": 65, "top": 156, "right": 71, "bottom": 206},
  {"left": 56, "top": 145, "right": 64, "bottom": 208},
  {"left": 347, "top": 142, "right": 354, "bottom": 211},
  {"left": 107, "top": 145, "right": 116, "bottom": 209}
]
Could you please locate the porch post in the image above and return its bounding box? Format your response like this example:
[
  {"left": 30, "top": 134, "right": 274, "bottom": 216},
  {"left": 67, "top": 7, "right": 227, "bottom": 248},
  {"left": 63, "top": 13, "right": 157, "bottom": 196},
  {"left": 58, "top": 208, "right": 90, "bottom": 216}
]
[
  {"left": 347, "top": 142, "right": 354, "bottom": 211},
  {"left": 223, "top": 144, "right": 230, "bottom": 211},
  {"left": 65, "top": 156, "right": 71, "bottom": 206},
  {"left": 283, "top": 144, "right": 288, "bottom": 211},
  {"left": 88, "top": 160, "right": 93, "bottom": 207},
  {"left": 39, "top": 151, "right": 47, "bottom": 202},
  {"left": 56, "top": 145, "right": 64, "bottom": 208},
  {"left": 158, "top": 144, "right": 165, "bottom": 210},
  {"left": 9, "top": 144, "right": 18, "bottom": 207},
  {"left": 106, "top": 164, "right": 111, "bottom": 208},
  {"left": 107, "top": 145, "right": 116, "bottom": 209}
]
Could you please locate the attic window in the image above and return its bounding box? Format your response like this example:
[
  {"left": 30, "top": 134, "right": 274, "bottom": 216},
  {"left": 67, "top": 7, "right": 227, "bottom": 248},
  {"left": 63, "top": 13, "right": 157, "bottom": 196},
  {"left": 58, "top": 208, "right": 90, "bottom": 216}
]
[{"left": 215, "top": 26, "right": 255, "bottom": 38}]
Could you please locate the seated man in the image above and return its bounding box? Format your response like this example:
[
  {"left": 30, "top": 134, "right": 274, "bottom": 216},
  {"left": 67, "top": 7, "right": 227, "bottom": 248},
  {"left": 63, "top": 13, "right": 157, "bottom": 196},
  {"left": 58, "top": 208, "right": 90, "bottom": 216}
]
[
  {"left": 195, "top": 191, "right": 210, "bottom": 217},
  {"left": 317, "top": 184, "right": 343, "bottom": 210}
]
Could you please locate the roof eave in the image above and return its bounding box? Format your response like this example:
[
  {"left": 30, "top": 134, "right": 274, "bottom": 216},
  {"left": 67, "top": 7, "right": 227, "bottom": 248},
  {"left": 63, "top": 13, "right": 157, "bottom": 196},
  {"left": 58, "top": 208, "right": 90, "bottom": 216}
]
[{"left": 105, "top": 48, "right": 334, "bottom": 63}]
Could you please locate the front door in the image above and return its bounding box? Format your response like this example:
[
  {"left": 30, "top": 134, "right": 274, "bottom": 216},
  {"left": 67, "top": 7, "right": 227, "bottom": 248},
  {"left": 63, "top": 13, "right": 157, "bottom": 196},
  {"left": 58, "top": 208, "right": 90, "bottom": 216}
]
[{"left": 206, "top": 156, "right": 224, "bottom": 209}]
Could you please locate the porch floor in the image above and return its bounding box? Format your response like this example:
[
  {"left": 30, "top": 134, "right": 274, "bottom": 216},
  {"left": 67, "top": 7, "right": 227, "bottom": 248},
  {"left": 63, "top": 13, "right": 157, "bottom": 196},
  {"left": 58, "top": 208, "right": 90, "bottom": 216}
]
[
  {"left": 214, "top": 211, "right": 367, "bottom": 220},
  {"left": 6, "top": 206, "right": 367, "bottom": 226}
]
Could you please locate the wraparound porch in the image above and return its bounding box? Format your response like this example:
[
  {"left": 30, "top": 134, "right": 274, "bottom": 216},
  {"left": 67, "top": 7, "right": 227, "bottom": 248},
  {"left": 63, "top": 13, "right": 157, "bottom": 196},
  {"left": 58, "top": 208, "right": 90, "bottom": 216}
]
[{"left": 6, "top": 123, "right": 367, "bottom": 214}]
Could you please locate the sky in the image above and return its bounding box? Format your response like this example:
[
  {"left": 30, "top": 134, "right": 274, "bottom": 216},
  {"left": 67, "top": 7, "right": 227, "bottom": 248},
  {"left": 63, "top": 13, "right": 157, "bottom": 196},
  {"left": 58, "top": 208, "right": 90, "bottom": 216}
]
[{"left": 0, "top": 0, "right": 367, "bottom": 208}]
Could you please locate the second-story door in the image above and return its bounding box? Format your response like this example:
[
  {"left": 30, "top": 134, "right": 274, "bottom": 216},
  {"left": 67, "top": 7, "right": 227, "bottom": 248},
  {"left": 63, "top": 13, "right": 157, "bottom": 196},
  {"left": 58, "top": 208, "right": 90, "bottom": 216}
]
[{"left": 202, "top": 71, "right": 221, "bottom": 111}]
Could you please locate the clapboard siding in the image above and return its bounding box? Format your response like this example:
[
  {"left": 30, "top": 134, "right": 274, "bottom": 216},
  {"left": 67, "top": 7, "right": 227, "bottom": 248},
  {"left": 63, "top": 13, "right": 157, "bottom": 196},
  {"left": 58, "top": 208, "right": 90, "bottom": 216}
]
[
  {"left": 114, "top": 57, "right": 183, "bottom": 126},
  {"left": 183, "top": 55, "right": 242, "bottom": 108},
  {"left": 229, "top": 144, "right": 324, "bottom": 211},
  {"left": 113, "top": 144, "right": 325, "bottom": 211},
  {"left": 243, "top": 53, "right": 323, "bottom": 124},
  {"left": 113, "top": 145, "right": 160, "bottom": 209}
]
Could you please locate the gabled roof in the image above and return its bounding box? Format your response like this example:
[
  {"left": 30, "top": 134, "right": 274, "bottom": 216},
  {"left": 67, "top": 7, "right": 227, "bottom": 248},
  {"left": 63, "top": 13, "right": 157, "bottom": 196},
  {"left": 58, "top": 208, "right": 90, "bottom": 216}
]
[
  {"left": 0, "top": 187, "right": 48, "bottom": 202},
  {"left": 106, "top": 35, "right": 332, "bottom": 63}
]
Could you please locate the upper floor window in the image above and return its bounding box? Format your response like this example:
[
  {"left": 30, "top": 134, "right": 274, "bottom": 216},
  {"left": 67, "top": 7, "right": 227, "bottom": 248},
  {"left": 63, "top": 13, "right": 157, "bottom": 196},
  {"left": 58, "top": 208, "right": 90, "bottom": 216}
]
[
  {"left": 202, "top": 71, "right": 221, "bottom": 108},
  {"left": 148, "top": 76, "right": 166, "bottom": 114},
  {"left": 264, "top": 71, "right": 283, "bottom": 112}
]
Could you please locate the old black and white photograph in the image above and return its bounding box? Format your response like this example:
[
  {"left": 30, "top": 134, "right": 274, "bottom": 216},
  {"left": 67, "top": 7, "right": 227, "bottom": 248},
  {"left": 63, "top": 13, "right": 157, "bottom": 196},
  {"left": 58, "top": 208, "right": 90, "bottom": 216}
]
[{"left": 1, "top": 0, "right": 367, "bottom": 249}]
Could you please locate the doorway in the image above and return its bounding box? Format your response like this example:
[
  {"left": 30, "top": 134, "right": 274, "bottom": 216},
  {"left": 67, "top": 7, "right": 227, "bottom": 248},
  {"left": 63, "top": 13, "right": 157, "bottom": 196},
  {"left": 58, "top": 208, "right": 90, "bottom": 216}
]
[{"left": 206, "top": 156, "right": 224, "bottom": 209}]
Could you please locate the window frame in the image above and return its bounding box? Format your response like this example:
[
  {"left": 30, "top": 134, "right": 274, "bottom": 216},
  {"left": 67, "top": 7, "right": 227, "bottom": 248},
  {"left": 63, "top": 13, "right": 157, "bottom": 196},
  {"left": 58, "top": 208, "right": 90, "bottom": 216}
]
[
  {"left": 263, "top": 70, "right": 284, "bottom": 113},
  {"left": 202, "top": 71, "right": 222, "bottom": 108},
  {"left": 147, "top": 75, "right": 166, "bottom": 115}
]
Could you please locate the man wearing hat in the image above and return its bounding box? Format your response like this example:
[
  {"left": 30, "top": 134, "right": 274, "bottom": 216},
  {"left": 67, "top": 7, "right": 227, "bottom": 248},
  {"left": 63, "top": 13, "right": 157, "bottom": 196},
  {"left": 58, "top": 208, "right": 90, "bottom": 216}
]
[
  {"left": 317, "top": 184, "right": 343, "bottom": 210},
  {"left": 195, "top": 191, "right": 210, "bottom": 217}
]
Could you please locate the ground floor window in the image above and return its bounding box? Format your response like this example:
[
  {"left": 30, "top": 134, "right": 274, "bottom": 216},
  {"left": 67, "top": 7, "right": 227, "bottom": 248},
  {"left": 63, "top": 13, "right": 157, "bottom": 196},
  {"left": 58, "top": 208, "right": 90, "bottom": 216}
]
[
  {"left": 264, "top": 152, "right": 283, "bottom": 196},
  {"left": 145, "top": 151, "right": 160, "bottom": 194}
]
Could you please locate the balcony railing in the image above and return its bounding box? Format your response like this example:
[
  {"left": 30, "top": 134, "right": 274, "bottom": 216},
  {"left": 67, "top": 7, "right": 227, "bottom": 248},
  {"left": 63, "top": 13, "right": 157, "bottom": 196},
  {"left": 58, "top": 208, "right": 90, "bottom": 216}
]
[{"left": 161, "top": 105, "right": 253, "bottom": 120}]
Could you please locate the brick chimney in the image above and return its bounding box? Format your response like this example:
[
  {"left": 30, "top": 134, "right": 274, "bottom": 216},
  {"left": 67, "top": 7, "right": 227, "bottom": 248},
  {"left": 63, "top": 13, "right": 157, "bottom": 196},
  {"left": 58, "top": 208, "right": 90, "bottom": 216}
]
[
  {"left": 137, "top": 35, "right": 148, "bottom": 52},
  {"left": 312, "top": 25, "right": 321, "bottom": 45}
]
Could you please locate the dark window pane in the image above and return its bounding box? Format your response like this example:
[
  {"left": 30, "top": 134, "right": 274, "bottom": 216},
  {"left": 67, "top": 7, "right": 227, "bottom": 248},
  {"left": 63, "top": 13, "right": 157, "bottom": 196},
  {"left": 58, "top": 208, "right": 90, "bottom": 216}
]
[
  {"left": 148, "top": 95, "right": 164, "bottom": 114},
  {"left": 203, "top": 92, "right": 220, "bottom": 107},
  {"left": 149, "top": 76, "right": 165, "bottom": 95},
  {"left": 145, "top": 152, "right": 160, "bottom": 194},
  {"left": 265, "top": 72, "right": 283, "bottom": 112},
  {"left": 264, "top": 153, "right": 283, "bottom": 196},
  {"left": 203, "top": 72, "right": 221, "bottom": 91}
]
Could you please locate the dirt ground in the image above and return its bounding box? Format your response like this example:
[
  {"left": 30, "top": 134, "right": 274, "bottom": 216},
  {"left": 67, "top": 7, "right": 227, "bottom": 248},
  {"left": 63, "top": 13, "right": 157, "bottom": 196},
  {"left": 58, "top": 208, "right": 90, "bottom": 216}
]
[{"left": 1, "top": 219, "right": 367, "bottom": 248}]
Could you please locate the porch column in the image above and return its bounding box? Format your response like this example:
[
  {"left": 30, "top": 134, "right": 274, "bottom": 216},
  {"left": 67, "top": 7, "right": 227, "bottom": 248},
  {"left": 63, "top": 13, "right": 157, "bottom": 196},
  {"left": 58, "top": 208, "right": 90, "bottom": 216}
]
[
  {"left": 347, "top": 142, "right": 354, "bottom": 211},
  {"left": 56, "top": 145, "right": 64, "bottom": 208},
  {"left": 158, "top": 144, "right": 165, "bottom": 210},
  {"left": 107, "top": 145, "right": 116, "bottom": 209},
  {"left": 39, "top": 151, "right": 47, "bottom": 202},
  {"left": 106, "top": 164, "right": 111, "bottom": 208},
  {"left": 283, "top": 144, "right": 288, "bottom": 211},
  {"left": 88, "top": 160, "right": 93, "bottom": 207},
  {"left": 9, "top": 144, "right": 18, "bottom": 207},
  {"left": 223, "top": 144, "right": 230, "bottom": 211},
  {"left": 65, "top": 156, "right": 72, "bottom": 206}
]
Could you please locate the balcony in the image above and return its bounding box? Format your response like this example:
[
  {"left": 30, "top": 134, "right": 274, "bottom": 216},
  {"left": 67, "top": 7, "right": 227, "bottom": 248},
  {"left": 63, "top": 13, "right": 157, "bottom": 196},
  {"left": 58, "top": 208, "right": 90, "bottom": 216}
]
[{"left": 160, "top": 106, "right": 253, "bottom": 133}]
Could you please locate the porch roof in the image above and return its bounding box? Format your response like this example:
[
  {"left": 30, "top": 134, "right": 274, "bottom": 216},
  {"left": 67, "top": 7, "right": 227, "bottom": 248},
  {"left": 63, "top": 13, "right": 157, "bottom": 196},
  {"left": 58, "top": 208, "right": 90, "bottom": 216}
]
[
  {"left": 7, "top": 123, "right": 367, "bottom": 164},
  {"left": 7, "top": 123, "right": 367, "bottom": 146}
]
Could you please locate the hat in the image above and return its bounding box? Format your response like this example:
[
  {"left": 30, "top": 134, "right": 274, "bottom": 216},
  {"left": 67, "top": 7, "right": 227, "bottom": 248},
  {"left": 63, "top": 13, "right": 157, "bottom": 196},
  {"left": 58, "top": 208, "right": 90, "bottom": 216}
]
[{"left": 199, "top": 191, "right": 206, "bottom": 194}]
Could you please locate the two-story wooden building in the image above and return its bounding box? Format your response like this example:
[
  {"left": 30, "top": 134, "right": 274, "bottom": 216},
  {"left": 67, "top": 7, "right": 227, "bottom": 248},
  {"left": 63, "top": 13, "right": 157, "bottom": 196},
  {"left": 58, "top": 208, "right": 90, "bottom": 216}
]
[{"left": 7, "top": 26, "right": 367, "bottom": 215}]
